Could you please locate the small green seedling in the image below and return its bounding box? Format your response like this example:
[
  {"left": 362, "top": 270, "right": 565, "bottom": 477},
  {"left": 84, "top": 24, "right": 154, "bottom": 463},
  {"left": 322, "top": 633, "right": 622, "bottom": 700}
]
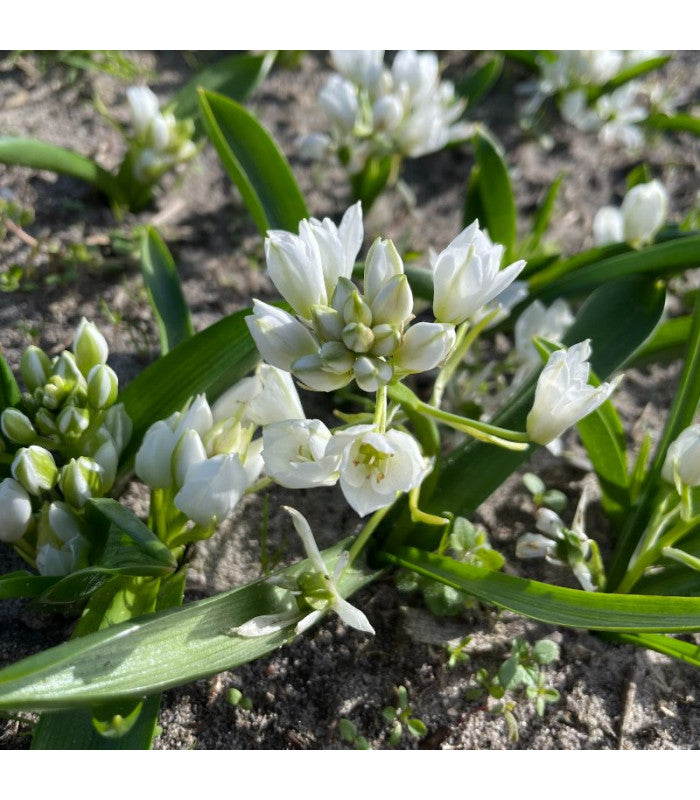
[
  {"left": 382, "top": 685, "right": 428, "bottom": 747},
  {"left": 226, "top": 687, "right": 253, "bottom": 711},
  {"left": 337, "top": 718, "right": 371, "bottom": 750},
  {"left": 445, "top": 635, "right": 473, "bottom": 668},
  {"left": 523, "top": 473, "right": 568, "bottom": 513}
]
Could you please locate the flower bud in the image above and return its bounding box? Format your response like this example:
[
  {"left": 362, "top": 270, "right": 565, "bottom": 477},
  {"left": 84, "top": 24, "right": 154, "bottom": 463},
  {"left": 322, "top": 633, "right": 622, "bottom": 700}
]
[
  {"left": 1, "top": 408, "right": 37, "bottom": 445},
  {"left": 57, "top": 405, "right": 91, "bottom": 439},
  {"left": 103, "top": 403, "right": 132, "bottom": 454},
  {"left": 363, "top": 239, "right": 404, "bottom": 307},
  {"left": 134, "top": 420, "right": 179, "bottom": 489},
  {"left": 174, "top": 394, "right": 213, "bottom": 439},
  {"left": 20, "top": 346, "right": 51, "bottom": 392},
  {"left": 292, "top": 354, "right": 353, "bottom": 392},
  {"left": 319, "top": 341, "right": 355, "bottom": 374},
  {"left": 342, "top": 290, "right": 373, "bottom": 327},
  {"left": 311, "top": 305, "right": 345, "bottom": 342},
  {"left": 370, "top": 324, "right": 401, "bottom": 357},
  {"left": 318, "top": 75, "right": 358, "bottom": 133},
  {"left": 369, "top": 274, "right": 413, "bottom": 327},
  {"left": 72, "top": 317, "right": 109, "bottom": 376},
  {"left": 393, "top": 322, "right": 456, "bottom": 374},
  {"left": 297, "top": 133, "right": 331, "bottom": 161},
  {"left": 246, "top": 300, "right": 318, "bottom": 373},
  {"left": 12, "top": 446, "right": 59, "bottom": 495},
  {"left": 40, "top": 375, "right": 69, "bottom": 409},
  {"left": 662, "top": 425, "right": 700, "bottom": 490},
  {"left": 87, "top": 364, "right": 119, "bottom": 409},
  {"left": 34, "top": 408, "right": 58, "bottom": 436},
  {"left": 52, "top": 351, "right": 85, "bottom": 389},
  {"left": 373, "top": 95, "right": 404, "bottom": 132},
  {"left": 330, "top": 278, "right": 356, "bottom": 315},
  {"left": 0, "top": 478, "right": 32, "bottom": 542},
  {"left": 342, "top": 322, "right": 374, "bottom": 354},
  {"left": 353, "top": 356, "right": 393, "bottom": 392},
  {"left": 172, "top": 429, "right": 208, "bottom": 487},
  {"left": 621, "top": 180, "right": 668, "bottom": 247},
  {"left": 592, "top": 206, "right": 624, "bottom": 246},
  {"left": 59, "top": 457, "right": 103, "bottom": 508},
  {"left": 86, "top": 428, "right": 119, "bottom": 490},
  {"left": 174, "top": 453, "right": 249, "bottom": 527},
  {"left": 206, "top": 419, "right": 247, "bottom": 457}
]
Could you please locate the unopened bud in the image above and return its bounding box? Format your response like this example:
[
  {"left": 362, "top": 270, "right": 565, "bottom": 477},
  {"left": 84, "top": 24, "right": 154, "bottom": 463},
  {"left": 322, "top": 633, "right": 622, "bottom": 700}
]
[
  {"left": 353, "top": 356, "right": 393, "bottom": 392},
  {"left": 370, "top": 324, "right": 401, "bottom": 357},
  {"left": 87, "top": 364, "right": 119, "bottom": 409},
  {"left": 40, "top": 376, "right": 68, "bottom": 409},
  {"left": 34, "top": 408, "right": 58, "bottom": 436},
  {"left": 0, "top": 478, "right": 32, "bottom": 542},
  {"left": 342, "top": 322, "right": 374, "bottom": 353},
  {"left": 369, "top": 274, "right": 413, "bottom": 327},
  {"left": 73, "top": 318, "right": 109, "bottom": 376},
  {"left": 57, "top": 405, "right": 90, "bottom": 439},
  {"left": 1, "top": 408, "right": 37, "bottom": 445},
  {"left": 343, "top": 290, "right": 373, "bottom": 327},
  {"left": 59, "top": 457, "right": 103, "bottom": 508},
  {"left": 319, "top": 341, "right": 355, "bottom": 373},
  {"left": 103, "top": 403, "right": 132, "bottom": 454},
  {"left": 86, "top": 428, "right": 119, "bottom": 490},
  {"left": 52, "top": 351, "right": 84, "bottom": 388},
  {"left": 311, "top": 305, "right": 345, "bottom": 342},
  {"left": 331, "top": 278, "right": 356, "bottom": 315},
  {"left": 172, "top": 429, "right": 207, "bottom": 487},
  {"left": 20, "top": 346, "right": 51, "bottom": 392},
  {"left": 11, "top": 445, "right": 58, "bottom": 495}
]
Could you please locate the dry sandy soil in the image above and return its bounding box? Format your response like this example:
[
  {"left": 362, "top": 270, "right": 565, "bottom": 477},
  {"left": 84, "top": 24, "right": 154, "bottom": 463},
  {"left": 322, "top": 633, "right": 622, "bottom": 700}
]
[{"left": 0, "top": 51, "right": 699, "bottom": 749}]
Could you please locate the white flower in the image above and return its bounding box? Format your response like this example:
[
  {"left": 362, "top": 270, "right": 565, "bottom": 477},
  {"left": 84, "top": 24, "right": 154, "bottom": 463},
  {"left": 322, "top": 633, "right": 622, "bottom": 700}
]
[
  {"left": 593, "top": 206, "right": 625, "bottom": 246},
  {"left": 174, "top": 453, "right": 249, "bottom": 526},
  {"left": 232, "top": 507, "right": 374, "bottom": 637},
  {"left": 212, "top": 364, "right": 304, "bottom": 427},
  {"left": 127, "top": 86, "right": 160, "bottom": 140},
  {"left": 263, "top": 419, "right": 340, "bottom": 489},
  {"left": 621, "top": 179, "right": 669, "bottom": 246},
  {"left": 471, "top": 280, "right": 529, "bottom": 329},
  {"left": 35, "top": 501, "right": 88, "bottom": 577},
  {"left": 0, "top": 478, "right": 32, "bottom": 543},
  {"left": 134, "top": 419, "right": 181, "bottom": 489},
  {"left": 318, "top": 74, "right": 359, "bottom": 134},
  {"left": 246, "top": 300, "right": 319, "bottom": 373},
  {"left": 514, "top": 299, "right": 574, "bottom": 368},
  {"left": 326, "top": 425, "right": 429, "bottom": 517},
  {"left": 662, "top": 425, "right": 700, "bottom": 490},
  {"left": 527, "top": 341, "right": 621, "bottom": 445},
  {"left": 432, "top": 220, "right": 526, "bottom": 326},
  {"left": 392, "top": 322, "right": 456, "bottom": 374},
  {"left": 596, "top": 83, "right": 647, "bottom": 150},
  {"left": 331, "top": 50, "right": 385, "bottom": 89}
]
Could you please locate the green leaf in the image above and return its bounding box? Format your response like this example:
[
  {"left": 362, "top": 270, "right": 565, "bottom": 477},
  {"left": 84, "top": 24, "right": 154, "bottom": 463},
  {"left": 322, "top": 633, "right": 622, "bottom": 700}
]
[
  {"left": 139, "top": 226, "right": 194, "bottom": 355},
  {"left": 457, "top": 55, "right": 503, "bottom": 107},
  {"left": 465, "top": 130, "right": 516, "bottom": 256},
  {"left": 117, "top": 306, "right": 260, "bottom": 471},
  {"left": 378, "top": 546, "right": 700, "bottom": 633},
  {"left": 532, "top": 233, "right": 700, "bottom": 301},
  {"left": 501, "top": 51, "right": 540, "bottom": 71},
  {"left": 646, "top": 112, "right": 700, "bottom": 137},
  {"left": 0, "top": 571, "right": 58, "bottom": 600},
  {"left": 350, "top": 154, "right": 396, "bottom": 212},
  {"left": 0, "top": 541, "right": 377, "bottom": 711},
  {"left": 588, "top": 56, "right": 671, "bottom": 102},
  {"left": 0, "top": 354, "right": 21, "bottom": 410},
  {"left": 576, "top": 384, "right": 629, "bottom": 529},
  {"left": 0, "top": 137, "right": 123, "bottom": 204},
  {"left": 599, "top": 632, "right": 700, "bottom": 669},
  {"left": 407, "top": 718, "right": 427, "bottom": 738},
  {"left": 198, "top": 89, "right": 308, "bottom": 234},
  {"left": 632, "top": 315, "right": 691, "bottom": 366},
  {"left": 519, "top": 173, "right": 564, "bottom": 257},
  {"left": 532, "top": 639, "right": 559, "bottom": 664},
  {"left": 170, "top": 53, "right": 272, "bottom": 135}
]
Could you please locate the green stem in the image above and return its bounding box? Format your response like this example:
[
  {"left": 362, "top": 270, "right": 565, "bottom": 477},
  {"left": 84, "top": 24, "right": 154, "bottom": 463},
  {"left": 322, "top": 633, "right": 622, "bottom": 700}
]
[
  {"left": 346, "top": 504, "right": 393, "bottom": 569},
  {"left": 374, "top": 385, "right": 388, "bottom": 433},
  {"left": 245, "top": 476, "right": 273, "bottom": 495},
  {"left": 408, "top": 486, "right": 450, "bottom": 527}
]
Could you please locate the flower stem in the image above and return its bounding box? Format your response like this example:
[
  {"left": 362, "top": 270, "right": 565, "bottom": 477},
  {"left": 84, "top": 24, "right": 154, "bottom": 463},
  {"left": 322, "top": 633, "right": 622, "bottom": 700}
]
[
  {"left": 245, "top": 476, "right": 273, "bottom": 495},
  {"left": 374, "top": 384, "right": 388, "bottom": 433},
  {"left": 409, "top": 486, "right": 450, "bottom": 527},
  {"left": 346, "top": 504, "right": 393, "bottom": 570}
]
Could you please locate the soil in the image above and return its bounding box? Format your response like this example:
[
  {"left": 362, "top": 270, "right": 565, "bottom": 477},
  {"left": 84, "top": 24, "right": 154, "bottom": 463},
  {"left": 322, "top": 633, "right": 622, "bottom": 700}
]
[{"left": 0, "top": 51, "right": 699, "bottom": 750}]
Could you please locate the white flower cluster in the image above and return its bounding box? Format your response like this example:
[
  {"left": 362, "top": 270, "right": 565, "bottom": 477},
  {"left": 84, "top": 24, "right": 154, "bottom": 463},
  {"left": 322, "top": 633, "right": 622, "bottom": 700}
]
[
  {"left": 247, "top": 202, "right": 457, "bottom": 394},
  {"left": 135, "top": 364, "right": 302, "bottom": 527},
  {"left": 593, "top": 180, "right": 669, "bottom": 248},
  {"left": 0, "top": 320, "right": 132, "bottom": 575},
  {"left": 126, "top": 86, "right": 197, "bottom": 184},
  {"left": 299, "top": 50, "right": 469, "bottom": 171}
]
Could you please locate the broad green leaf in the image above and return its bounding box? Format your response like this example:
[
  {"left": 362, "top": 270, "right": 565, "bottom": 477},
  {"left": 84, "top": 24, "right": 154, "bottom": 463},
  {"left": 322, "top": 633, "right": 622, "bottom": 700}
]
[
  {"left": 0, "top": 541, "right": 377, "bottom": 711},
  {"left": 532, "top": 233, "right": 700, "bottom": 301},
  {"left": 609, "top": 296, "right": 700, "bottom": 588},
  {"left": 198, "top": 89, "right": 308, "bottom": 234},
  {"left": 519, "top": 173, "right": 564, "bottom": 258},
  {"left": 139, "top": 226, "right": 194, "bottom": 355},
  {"left": 170, "top": 53, "right": 272, "bottom": 135},
  {"left": 599, "top": 632, "right": 700, "bottom": 668},
  {"left": 457, "top": 55, "right": 503, "bottom": 107},
  {"left": 576, "top": 386, "right": 629, "bottom": 529},
  {"left": 117, "top": 306, "right": 260, "bottom": 470},
  {"left": 588, "top": 56, "right": 671, "bottom": 102},
  {"left": 632, "top": 315, "right": 691, "bottom": 366},
  {"left": 0, "top": 353, "right": 21, "bottom": 410},
  {"left": 464, "top": 130, "right": 516, "bottom": 256},
  {"left": 379, "top": 546, "right": 700, "bottom": 633},
  {"left": 0, "top": 137, "right": 122, "bottom": 203},
  {"left": 395, "top": 276, "right": 666, "bottom": 551},
  {"left": 646, "top": 112, "right": 700, "bottom": 137},
  {"left": 501, "top": 51, "right": 540, "bottom": 71},
  {"left": 0, "top": 571, "right": 58, "bottom": 600}
]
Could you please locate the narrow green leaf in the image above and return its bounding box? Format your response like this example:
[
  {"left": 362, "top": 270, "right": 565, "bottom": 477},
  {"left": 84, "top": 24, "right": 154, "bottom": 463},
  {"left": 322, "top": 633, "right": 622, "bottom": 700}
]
[
  {"left": 170, "top": 53, "right": 272, "bottom": 135},
  {"left": 378, "top": 546, "right": 700, "bottom": 633},
  {"left": 350, "top": 154, "right": 395, "bottom": 212},
  {"left": 0, "top": 353, "right": 21, "bottom": 410},
  {"left": 599, "top": 632, "right": 700, "bottom": 668},
  {"left": 519, "top": 173, "right": 564, "bottom": 257},
  {"left": 198, "top": 89, "right": 308, "bottom": 234},
  {"left": 465, "top": 130, "right": 517, "bottom": 256},
  {"left": 0, "top": 541, "right": 377, "bottom": 711},
  {"left": 117, "top": 306, "right": 260, "bottom": 470},
  {"left": 646, "top": 112, "right": 700, "bottom": 137},
  {"left": 457, "top": 55, "right": 503, "bottom": 107},
  {"left": 588, "top": 56, "right": 671, "bottom": 102},
  {"left": 139, "top": 226, "right": 194, "bottom": 355},
  {"left": 0, "top": 571, "right": 58, "bottom": 600},
  {"left": 0, "top": 137, "right": 122, "bottom": 203}
]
